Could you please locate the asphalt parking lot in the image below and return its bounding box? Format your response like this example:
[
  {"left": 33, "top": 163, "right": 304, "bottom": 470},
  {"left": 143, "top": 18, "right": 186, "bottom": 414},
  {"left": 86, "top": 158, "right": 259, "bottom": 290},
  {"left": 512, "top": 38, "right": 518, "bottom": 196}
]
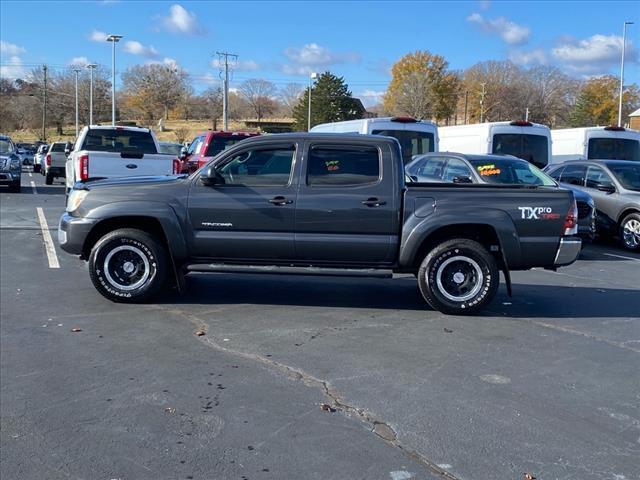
[{"left": 1, "top": 171, "right": 639, "bottom": 480}]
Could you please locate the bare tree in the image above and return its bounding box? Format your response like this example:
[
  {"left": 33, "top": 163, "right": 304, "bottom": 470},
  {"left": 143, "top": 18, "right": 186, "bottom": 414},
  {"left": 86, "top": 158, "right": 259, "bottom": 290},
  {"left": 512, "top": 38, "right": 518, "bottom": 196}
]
[
  {"left": 202, "top": 86, "right": 223, "bottom": 129},
  {"left": 239, "top": 79, "right": 277, "bottom": 123},
  {"left": 279, "top": 83, "right": 304, "bottom": 117},
  {"left": 394, "top": 72, "right": 434, "bottom": 119}
]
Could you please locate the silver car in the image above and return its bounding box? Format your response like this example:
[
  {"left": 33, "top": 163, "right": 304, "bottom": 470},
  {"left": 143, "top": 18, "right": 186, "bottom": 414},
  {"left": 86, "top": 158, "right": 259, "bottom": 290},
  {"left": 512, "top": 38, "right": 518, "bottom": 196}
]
[{"left": 545, "top": 160, "right": 640, "bottom": 250}]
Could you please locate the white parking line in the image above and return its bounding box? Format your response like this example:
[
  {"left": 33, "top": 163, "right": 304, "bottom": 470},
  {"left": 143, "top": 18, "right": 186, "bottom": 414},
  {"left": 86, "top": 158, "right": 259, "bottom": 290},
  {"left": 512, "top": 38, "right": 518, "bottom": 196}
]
[
  {"left": 603, "top": 252, "right": 640, "bottom": 262},
  {"left": 29, "top": 172, "right": 33, "bottom": 177},
  {"left": 36, "top": 207, "right": 60, "bottom": 269},
  {"left": 30, "top": 181, "right": 37, "bottom": 194}
]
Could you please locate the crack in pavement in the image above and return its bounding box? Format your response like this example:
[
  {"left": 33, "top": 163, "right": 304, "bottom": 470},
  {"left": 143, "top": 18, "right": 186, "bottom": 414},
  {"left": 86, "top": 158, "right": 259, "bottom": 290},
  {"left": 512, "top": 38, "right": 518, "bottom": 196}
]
[{"left": 151, "top": 304, "right": 460, "bottom": 480}]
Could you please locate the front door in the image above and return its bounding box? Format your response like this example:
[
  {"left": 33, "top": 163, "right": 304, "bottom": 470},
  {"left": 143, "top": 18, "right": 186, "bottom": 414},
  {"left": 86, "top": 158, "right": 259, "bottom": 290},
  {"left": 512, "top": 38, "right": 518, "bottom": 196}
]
[{"left": 187, "top": 143, "right": 299, "bottom": 261}]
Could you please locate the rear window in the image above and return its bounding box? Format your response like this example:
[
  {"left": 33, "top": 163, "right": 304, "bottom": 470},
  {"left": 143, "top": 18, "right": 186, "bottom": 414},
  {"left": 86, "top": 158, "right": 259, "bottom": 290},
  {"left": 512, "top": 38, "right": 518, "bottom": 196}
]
[
  {"left": 204, "top": 136, "right": 252, "bottom": 157},
  {"left": 81, "top": 129, "right": 157, "bottom": 154},
  {"left": 588, "top": 138, "right": 640, "bottom": 161},
  {"left": 467, "top": 158, "right": 556, "bottom": 186},
  {"left": 492, "top": 133, "right": 549, "bottom": 168},
  {"left": 307, "top": 145, "right": 380, "bottom": 186},
  {"left": 371, "top": 130, "right": 434, "bottom": 165},
  {"left": 50, "top": 143, "right": 66, "bottom": 152}
]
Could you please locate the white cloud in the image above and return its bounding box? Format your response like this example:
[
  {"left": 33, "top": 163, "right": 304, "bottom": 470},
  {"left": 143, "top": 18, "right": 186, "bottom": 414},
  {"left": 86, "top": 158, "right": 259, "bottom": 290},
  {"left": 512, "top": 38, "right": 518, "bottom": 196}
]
[
  {"left": 0, "top": 41, "right": 25, "bottom": 56},
  {"left": 509, "top": 48, "right": 547, "bottom": 66},
  {"left": 89, "top": 30, "right": 109, "bottom": 42},
  {"left": 159, "top": 4, "right": 204, "bottom": 35},
  {"left": 123, "top": 40, "right": 159, "bottom": 58},
  {"left": 0, "top": 55, "right": 27, "bottom": 80},
  {"left": 210, "top": 58, "right": 260, "bottom": 72},
  {"left": 282, "top": 43, "right": 359, "bottom": 75},
  {"left": 68, "top": 56, "right": 90, "bottom": 67},
  {"left": 467, "top": 13, "right": 530, "bottom": 45},
  {"left": 146, "top": 57, "right": 182, "bottom": 71}
]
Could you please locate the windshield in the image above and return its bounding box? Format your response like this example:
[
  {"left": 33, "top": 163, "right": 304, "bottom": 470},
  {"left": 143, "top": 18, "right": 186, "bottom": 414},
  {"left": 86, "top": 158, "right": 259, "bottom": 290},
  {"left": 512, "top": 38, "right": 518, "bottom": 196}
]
[
  {"left": 492, "top": 133, "right": 549, "bottom": 168},
  {"left": 159, "top": 143, "right": 183, "bottom": 155},
  {"left": 81, "top": 129, "right": 158, "bottom": 154},
  {"left": 204, "top": 137, "right": 252, "bottom": 157},
  {"left": 0, "top": 139, "right": 15, "bottom": 154},
  {"left": 371, "top": 129, "right": 434, "bottom": 165},
  {"left": 607, "top": 163, "right": 640, "bottom": 191},
  {"left": 588, "top": 138, "right": 640, "bottom": 161},
  {"left": 468, "top": 158, "right": 557, "bottom": 186}
]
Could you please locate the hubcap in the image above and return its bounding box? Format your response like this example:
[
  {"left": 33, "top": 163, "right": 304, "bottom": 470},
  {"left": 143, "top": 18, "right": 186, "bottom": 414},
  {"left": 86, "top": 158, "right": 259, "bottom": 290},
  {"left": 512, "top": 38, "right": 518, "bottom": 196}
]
[
  {"left": 103, "top": 245, "right": 150, "bottom": 291},
  {"left": 623, "top": 219, "right": 640, "bottom": 248},
  {"left": 434, "top": 255, "right": 484, "bottom": 302}
]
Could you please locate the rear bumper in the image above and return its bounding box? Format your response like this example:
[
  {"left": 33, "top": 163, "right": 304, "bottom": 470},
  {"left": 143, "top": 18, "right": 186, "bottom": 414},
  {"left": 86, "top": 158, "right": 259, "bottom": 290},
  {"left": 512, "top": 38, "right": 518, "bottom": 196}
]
[
  {"left": 47, "top": 167, "right": 65, "bottom": 177},
  {"left": 554, "top": 237, "right": 582, "bottom": 267},
  {"left": 58, "top": 213, "right": 98, "bottom": 256}
]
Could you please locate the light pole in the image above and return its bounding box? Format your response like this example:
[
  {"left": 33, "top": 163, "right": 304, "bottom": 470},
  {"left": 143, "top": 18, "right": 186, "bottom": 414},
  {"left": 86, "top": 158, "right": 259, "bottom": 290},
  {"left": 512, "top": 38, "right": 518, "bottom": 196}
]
[
  {"left": 106, "top": 34, "right": 123, "bottom": 126},
  {"left": 308, "top": 72, "right": 317, "bottom": 131},
  {"left": 618, "top": 22, "right": 634, "bottom": 127},
  {"left": 72, "top": 67, "right": 81, "bottom": 138},
  {"left": 86, "top": 63, "right": 97, "bottom": 125}
]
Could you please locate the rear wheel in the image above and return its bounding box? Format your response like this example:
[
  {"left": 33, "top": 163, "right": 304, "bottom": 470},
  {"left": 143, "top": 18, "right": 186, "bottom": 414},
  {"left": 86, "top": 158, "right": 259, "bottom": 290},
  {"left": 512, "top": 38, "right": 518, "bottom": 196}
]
[
  {"left": 417, "top": 238, "right": 499, "bottom": 315},
  {"left": 45, "top": 172, "right": 53, "bottom": 185},
  {"left": 34, "top": 164, "right": 41, "bottom": 173},
  {"left": 88, "top": 228, "right": 168, "bottom": 302},
  {"left": 619, "top": 212, "right": 640, "bottom": 251}
]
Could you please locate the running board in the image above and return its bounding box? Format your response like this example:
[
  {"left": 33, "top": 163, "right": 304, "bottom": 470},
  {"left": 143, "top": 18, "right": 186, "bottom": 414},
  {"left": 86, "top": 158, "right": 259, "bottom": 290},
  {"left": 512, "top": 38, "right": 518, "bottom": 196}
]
[{"left": 186, "top": 263, "right": 393, "bottom": 278}]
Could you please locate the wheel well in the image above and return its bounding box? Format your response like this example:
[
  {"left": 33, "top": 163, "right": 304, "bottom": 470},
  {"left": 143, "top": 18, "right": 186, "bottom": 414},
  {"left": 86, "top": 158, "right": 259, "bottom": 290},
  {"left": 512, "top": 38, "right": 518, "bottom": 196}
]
[
  {"left": 618, "top": 208, "right": 639, "bottom": 226},
  {"left": 412, "top": 224, "right": 502, "bottom": 269},
  {"left": 82, "top": 216, "right": 169, "bottom": 259}
]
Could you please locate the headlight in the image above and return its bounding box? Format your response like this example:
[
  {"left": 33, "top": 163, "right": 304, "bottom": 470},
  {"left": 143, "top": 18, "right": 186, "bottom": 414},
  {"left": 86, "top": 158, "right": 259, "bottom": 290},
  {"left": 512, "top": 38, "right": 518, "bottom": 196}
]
[
  {"left": 10, "top": 157, "right": 20, "bottom": 169},
  {"left": 66, "top": 189, "right": 89, "bottom": 212}
]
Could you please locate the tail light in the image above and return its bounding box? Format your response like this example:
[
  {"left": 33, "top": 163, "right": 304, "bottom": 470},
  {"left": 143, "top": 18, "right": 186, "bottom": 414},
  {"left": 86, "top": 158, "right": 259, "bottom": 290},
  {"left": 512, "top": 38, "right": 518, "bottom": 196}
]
[
  {"left": 509, "top": 120, "right": 533, "bottom": 126},
  {"left": 563, "top": 199, "right": 578, "bottom": 236},
  {"left": 604, "top": 125, "right": 625, "bottom": 131},
  {"left": 46, "top": 154, "right": 51, "bottom": 166},
  {"left": 172, "top": 159, "right": 182, "bottom": 174},
  {"left": 391, "top": 116, "right": 418, "bottom": 123},
  {"left": 79, "top": 154, "right": 89, "bottom": 181}
]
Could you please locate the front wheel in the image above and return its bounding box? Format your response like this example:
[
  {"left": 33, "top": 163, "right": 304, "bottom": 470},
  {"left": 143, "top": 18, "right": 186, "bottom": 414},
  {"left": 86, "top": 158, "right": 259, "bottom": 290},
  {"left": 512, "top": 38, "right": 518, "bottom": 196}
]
[
  {"left": 619, "top": 213, "right": 640, "bottom": 251},
  {"left": 88, "top": 228, "right": 168, "bottom": 302},
  {"left": 417, "top": 238, "right": 499, "bottom": 315}
]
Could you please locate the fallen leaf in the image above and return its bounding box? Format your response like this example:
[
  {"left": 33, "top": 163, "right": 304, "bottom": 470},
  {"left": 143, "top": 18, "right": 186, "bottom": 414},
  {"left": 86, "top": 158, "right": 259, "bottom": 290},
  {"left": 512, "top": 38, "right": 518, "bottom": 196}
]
[
  {"left": 71, "top": 328, "right": 82, "bottom": 332},
  {"left": 443, "top": 328, "right": 453, "bottom": 333},
  {"left": 164, "top": 407, "right": 176, "bottom": 414},
  {"left": 320, "top": 403, "right": 336, "bottom": 412},
  {"left": 194, "top": 330, "right": 205, "bottom": 336},
  {"left": 524, "top": 474, "right": 536, "bottom": 480}
]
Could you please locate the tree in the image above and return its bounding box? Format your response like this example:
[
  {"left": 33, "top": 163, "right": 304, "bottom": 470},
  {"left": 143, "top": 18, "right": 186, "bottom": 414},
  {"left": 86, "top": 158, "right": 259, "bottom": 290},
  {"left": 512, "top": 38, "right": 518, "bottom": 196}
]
[
  {"left": 202, "top": 86, "right": 223, "bottom": 129},
  {"left": 239, "top": 79, "right": 277, "bottom": 123},
  {"left": 292, "top": 71, "right": 365, "bottom": 130},
  {"left": 569, "top": 75, "right": 640, "bottom": 127},
  {"left": 383, "top": 51, "right": 459, "bottom": 122},
  {"left": 279, "top": 83, "right": 304, "bottom": 117}
]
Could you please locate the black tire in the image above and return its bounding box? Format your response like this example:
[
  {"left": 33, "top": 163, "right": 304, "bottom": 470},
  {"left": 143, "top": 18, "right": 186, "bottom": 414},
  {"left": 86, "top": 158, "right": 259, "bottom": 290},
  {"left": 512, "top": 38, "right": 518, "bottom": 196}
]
[
  {"left": 619, "top": 212, "right": 640, "bottom": 251},
  {"left": 34, "top": 164, "right": 41, "bottom": 173},
  {"left": 88, "top": 228, "right": 168, "bottom": 303},
  {"left": 45, "top": 172, "right": 53, "bottom": 185},
  {"left": 8, "top": 181, "right": 21, "bottom": 193},
  {"left": 417, "top": 238, "right": 499, "bottom": 315}
]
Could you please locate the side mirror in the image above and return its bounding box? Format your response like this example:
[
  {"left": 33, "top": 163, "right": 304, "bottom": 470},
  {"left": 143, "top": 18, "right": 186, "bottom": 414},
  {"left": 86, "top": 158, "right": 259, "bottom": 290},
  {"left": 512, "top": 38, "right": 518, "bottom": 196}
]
[
  {"left": 199, "top": 165, "right": 224, "bottom": 186},
  {"left": 180, "top": 147, "right": 188, "bottom": 160},
  {"left": 453, "top": 175, "right": 473, "bottom": 184},
  {"left": 65, "top": 147, "right": 71, "bottom": 156},
  {"left": 596, "top": 182, "right": 616, "bottom": 194}
]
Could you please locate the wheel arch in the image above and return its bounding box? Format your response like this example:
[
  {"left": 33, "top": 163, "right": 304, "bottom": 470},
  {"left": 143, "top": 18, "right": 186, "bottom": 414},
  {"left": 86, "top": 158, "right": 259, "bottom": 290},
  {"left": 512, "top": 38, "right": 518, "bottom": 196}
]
[{"left": 617, "top": 207, "right": 640, "bottom": 226}]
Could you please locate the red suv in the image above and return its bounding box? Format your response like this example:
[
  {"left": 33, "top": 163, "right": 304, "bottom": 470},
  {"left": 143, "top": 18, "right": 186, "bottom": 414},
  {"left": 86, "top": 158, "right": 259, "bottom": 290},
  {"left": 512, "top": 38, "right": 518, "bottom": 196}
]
[{"left": 180, "top": 131, "right": 260, "bottom": 174}]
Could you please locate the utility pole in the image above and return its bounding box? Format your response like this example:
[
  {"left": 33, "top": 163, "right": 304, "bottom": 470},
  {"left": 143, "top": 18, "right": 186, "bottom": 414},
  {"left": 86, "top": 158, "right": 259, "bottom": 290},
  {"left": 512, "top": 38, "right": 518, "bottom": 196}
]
[
  {"left": 216, "top": 51, "right": 238, "bottom": 131},
  {"left": 41, "top": 64, "right": 48, "bottom": 142},
  {"left": 618, "top": 21, "right": 634, "bottom": 127},
  {"left": 73, "top": 67, "right": 81, "bottom": 138},
  {"left": 479, "top": 83, "right": 486, "bottom": 123},
  {"left": 308, "top": 72, "right": 318, "bottom": 131},
  {"left": 525, "top": 107, "right": 530, "bottom": 122},
  {"left": 87, "top": 64, "right": 97, "bottom": 125},
  {"left": 464, "top": 90, "right": 469, "bottom": 125},
  {"left": 106, "top": 34, "right": 123, "bottom": 126}
]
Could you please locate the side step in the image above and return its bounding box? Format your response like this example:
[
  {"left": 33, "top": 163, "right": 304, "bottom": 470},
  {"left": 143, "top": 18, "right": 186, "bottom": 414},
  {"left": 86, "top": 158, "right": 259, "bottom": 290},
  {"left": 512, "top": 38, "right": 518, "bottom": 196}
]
[{"left": 186, "top": 263, "right": 393, "bottom": 278}]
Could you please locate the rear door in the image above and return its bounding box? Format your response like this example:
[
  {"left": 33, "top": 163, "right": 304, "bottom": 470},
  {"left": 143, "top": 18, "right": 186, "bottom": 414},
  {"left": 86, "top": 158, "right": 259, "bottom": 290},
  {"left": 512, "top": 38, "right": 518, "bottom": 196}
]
[{"left": 294, "top": 141, "right": 399, "bottom": 264}]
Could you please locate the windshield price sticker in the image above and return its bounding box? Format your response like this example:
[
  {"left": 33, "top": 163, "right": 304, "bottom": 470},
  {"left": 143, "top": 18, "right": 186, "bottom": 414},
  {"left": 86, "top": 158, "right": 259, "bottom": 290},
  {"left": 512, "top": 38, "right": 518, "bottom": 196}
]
[{"left": 477, "top": 164, "right": 501, "bottom": 176}]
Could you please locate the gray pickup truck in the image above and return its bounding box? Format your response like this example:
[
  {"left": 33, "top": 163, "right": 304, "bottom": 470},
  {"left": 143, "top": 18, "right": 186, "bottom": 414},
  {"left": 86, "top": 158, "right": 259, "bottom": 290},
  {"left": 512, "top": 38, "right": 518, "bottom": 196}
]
[{"left": 59, "top": 134, "right": 581, "bottom": 314}]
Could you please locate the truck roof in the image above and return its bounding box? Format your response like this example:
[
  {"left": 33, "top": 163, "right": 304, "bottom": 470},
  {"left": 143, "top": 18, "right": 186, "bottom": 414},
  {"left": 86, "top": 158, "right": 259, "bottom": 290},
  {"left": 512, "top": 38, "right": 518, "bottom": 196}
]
[
  {"left": 87, "top": 125, "right": 151, "bottom": 133},
  {"left": 233, "top": 132, "right": 402, "bottom": 146}
]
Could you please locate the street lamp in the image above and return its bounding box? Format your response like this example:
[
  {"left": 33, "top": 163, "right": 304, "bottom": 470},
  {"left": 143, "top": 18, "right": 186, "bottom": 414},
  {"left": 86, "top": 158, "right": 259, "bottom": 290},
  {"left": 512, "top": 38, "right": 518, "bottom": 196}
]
[
  {"left": 86, "top": 63, "right": 97, "bottom": 125},
  {"left": 308, "top": 72, "right": 318, "bottom": 131},
  {"left": 106, "top": 34, "right": 123, "bottom": 126},
  {"left": 618, "top": 22, "right": 634, "bottom": 127},
  {"left": 72, "top": 67, "right": 82, "bottom": 138}
]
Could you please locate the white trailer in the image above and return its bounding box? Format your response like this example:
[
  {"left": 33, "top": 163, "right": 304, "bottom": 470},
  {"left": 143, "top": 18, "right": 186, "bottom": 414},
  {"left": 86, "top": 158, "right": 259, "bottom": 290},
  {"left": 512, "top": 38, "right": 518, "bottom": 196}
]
[
  {"left": 438, "top": 121, "right": 552, "bottom": 169},
  {"left": 310, "top": 117, "right": 438, "bottom": 164},
  {"left": 551, "top": 126, "right": 640, "bottom": 163}
]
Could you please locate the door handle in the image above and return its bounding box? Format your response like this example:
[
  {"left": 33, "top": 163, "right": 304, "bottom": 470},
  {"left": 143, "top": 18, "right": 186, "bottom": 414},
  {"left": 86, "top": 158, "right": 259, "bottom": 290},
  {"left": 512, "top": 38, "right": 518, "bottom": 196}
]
[
  {"left": 269, "top": 196, "right": 293, "bottom": 205},
  {"left": 362, "top": 198, "right": 386, "bottom": 207}
]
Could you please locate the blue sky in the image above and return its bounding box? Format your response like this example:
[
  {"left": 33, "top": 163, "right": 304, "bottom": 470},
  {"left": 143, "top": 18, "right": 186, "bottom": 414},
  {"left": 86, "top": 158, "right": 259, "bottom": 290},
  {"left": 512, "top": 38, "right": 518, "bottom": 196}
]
[{"left": 1, "top": 0, "right": 639, "bottom": 106}]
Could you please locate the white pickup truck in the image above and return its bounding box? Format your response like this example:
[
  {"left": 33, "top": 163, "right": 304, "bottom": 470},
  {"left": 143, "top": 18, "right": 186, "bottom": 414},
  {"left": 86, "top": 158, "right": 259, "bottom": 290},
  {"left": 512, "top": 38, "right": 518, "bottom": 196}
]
[{"left": 65, "top": 125, "right": 179, "bottom": 193}]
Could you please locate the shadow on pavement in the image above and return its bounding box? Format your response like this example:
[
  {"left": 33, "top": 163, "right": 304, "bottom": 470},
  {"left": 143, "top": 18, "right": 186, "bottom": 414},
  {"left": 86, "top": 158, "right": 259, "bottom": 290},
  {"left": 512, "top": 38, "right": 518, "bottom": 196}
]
[{"left": 32, "top": 186, "right": 66, "bottom": 195}]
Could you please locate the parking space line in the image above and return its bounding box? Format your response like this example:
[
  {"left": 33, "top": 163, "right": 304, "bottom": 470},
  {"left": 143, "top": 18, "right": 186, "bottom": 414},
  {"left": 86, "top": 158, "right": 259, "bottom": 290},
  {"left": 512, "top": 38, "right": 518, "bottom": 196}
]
[
  {"left": 30, "top": 181, "right": 37, "bottom": 194},
  {"left": 29, "top": 172, "right": 33, "bottom": 177},
  {"left": 36, "top": 207, "right": 60, "bottom": 269},
  {"left": 603, "top": 253, "right": 640, "bottom": 263}
]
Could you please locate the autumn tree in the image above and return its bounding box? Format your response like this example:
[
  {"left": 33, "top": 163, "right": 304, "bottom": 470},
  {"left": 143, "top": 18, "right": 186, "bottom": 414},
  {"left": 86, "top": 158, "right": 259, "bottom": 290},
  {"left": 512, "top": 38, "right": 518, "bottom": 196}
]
[
  {"left": 279, "top": 83, "right": 304, "bottom": 117},
  {"left": 293, "top": 71, "right": 365, "bottom": 130},
  {"left": 239, "top": 79, "right": 277, "bottom": 123},
  {"left": 569, "top": 75, "right": 640, "bottom": 127},
  {"left": 383, "top": 51, "right": 460, "bottom": 122}
]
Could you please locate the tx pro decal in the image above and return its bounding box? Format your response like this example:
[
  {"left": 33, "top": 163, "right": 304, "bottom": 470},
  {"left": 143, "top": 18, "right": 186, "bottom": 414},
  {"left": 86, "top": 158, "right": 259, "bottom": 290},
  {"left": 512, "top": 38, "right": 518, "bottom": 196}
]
[{"left": 518, "top": 207, "right": 561, "bottom": 220}]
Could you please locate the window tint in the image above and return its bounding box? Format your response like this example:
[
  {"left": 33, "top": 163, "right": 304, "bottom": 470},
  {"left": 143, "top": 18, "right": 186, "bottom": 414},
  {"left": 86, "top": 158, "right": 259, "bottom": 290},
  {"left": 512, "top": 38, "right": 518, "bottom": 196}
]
[
  {"left": 588, "top": 138, "right": 640, "bottom": 161},
  {"left": 187, "top": 136, "right": 203, "bottom": 156},
  {"left": 50, "top": 143, "right": 66, "bottom": 152},
  {"left": 406, "top": 157, "right": 446, "bottom": 181},
  {"left": 546, "top": 166, "right": 564, "bottom": 181},
  {"left": 608, "top": 163, "right": 640, "bottom": 191},
  {"left": 585, "top": 166, "right": 614, "bottom": 188},
  {"left": 467, "top": 158, "right": 556, "bottom": 186},
  {"left": 0, "top": 139, "right": 14, "bottom": 154},
  {"left": 307, "top": 145, "right": 380, "bottom": 186},
  {"left": 492, "top": 133, "right": 549, "bottom": 168},
  {"left": 560, "top": 164, "right": 587, "bottom": 186},
  {"left": 204, "top": 136, "right": 251, "bottom": 157},
  {"left": 216, "top": 146, "right": 294, "bottom": 187},
  {"left": 371, "top": 130, "right": 434, "bottom": 165},
  {"left": 82, "top": 130, "right": 157, "bottom": 154},
  {"left": 442, "top": 158, "right": 473, "bottom": 182}
]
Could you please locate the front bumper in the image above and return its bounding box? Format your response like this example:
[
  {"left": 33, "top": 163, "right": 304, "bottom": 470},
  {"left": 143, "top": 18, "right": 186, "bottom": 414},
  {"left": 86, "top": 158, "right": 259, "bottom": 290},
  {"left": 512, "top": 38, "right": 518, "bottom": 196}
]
[
  {"left": 0, "top": 171, "right": 20, "bottom": 184},
  {"left": 58, "top": 213, "right": 99, "bottom": 256},
  {"left": 554, "top": 236, "right": 582, "bottom": 267}
]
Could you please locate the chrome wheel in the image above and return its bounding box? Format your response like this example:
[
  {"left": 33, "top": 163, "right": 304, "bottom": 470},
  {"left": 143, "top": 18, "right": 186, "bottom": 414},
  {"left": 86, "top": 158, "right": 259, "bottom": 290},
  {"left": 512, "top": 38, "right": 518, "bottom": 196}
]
[
  {"left": 103, "top": 245, "right": 151, "bottom": 291},
  {"left": 434, "top": 255, "right": 484, "bottom": 302},
  {"left": 622, "top": 218, "right": 640, "bottom": 249}
]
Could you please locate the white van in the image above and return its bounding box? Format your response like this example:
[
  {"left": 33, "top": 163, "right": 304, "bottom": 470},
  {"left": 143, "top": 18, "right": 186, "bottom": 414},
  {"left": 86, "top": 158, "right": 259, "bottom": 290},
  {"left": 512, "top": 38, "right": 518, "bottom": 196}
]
[
  {"left": 438, "top": 121, "right": 552, "bottom": 169},
  {"left": 310, "top": 117, "right": 438, "bottom": 165},
  {"left": 551, "top": 126, "right": 640, "bottom": 163}
]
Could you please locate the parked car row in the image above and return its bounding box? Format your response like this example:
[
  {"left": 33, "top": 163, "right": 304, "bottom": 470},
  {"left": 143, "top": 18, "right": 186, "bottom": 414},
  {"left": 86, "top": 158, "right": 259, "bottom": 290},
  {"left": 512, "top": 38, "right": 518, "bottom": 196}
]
[{"left": 0, "top": 135, "right": 22, "bottom": 192}]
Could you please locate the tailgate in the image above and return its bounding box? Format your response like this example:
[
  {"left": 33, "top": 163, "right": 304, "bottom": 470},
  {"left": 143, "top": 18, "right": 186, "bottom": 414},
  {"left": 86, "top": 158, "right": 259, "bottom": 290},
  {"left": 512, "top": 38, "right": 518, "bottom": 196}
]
[{"left": 83, "top": 151, "right": 174, "bottom": 179}]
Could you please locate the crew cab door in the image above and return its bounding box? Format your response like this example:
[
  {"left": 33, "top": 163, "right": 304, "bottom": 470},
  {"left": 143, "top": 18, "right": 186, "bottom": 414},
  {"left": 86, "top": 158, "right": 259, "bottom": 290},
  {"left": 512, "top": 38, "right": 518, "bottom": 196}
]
[
  {"left": 294, "top": 141, "right": 399, "bottom": 264},
  {"left": 187, "top": 142, "right": 299, "bottom": 260}
]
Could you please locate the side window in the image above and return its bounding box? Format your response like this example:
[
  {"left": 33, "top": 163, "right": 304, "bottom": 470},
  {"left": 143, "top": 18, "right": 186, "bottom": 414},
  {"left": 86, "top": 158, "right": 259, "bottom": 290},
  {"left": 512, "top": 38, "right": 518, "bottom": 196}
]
[
  {"left": 442, "top": 158, "right": 473, "bottom": 182},
  {"left": 412, "top": 157, "right": 447, "bottom": 181},
  {"left": 216, "top": 146, "right": 295, "bottom": 187},
  {"left": 187, "top": 136, "right": 204, "bottom": 156},
  {"left": 307, "top": 145, "right": 380, "bottom": 186},
  {"left": 560, "top": 165, "right": 586, "bottom": 186},
  {"left": 546, "top": 166, "right": 564, "bottom": 181},
  {"left": 585, "top": 166, "right": 613, "bottom": 188}
]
